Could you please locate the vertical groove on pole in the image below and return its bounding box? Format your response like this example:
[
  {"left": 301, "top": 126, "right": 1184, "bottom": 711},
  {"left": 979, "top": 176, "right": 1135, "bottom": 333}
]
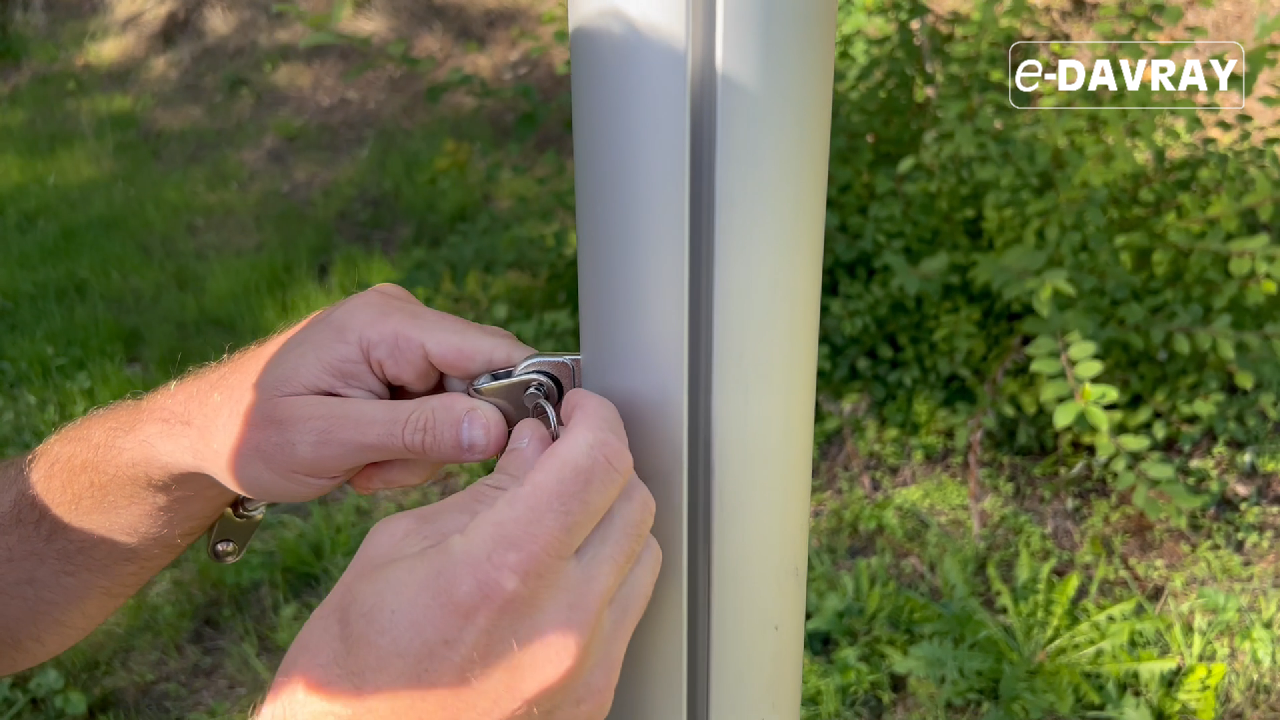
[{"left": 686, "top": 0, "right": 717, "bottom": 718}]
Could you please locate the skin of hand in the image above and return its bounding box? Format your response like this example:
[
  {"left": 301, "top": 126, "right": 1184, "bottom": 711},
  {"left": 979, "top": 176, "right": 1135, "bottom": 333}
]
[
  {"left": 195, "top": 282, "right": 537, "bottom": 501},
  {"left": 256, "top": 395, "right": 661, "bottom": 720},
  {"left": 0, "top": 284, "right": 534, "bottom": 673}
]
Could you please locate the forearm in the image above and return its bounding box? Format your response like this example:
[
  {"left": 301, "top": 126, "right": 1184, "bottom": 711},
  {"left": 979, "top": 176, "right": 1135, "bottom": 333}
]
[{"left": 0, "top": 382, "right": 237, "bottom": 674}]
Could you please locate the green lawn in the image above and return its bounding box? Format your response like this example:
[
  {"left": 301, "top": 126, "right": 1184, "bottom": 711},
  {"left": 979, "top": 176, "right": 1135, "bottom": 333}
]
[
  {"left": 3, "top": 1, "right": 1280, "bottom": 718},
  {"left": 1, "top": 19, "right": 579, "bottom": 715}
]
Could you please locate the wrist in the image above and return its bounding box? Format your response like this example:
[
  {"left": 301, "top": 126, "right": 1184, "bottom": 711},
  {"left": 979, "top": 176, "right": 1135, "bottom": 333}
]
[
  {"left": 134, "top": 374, "right": 239, "bottom": 504},
  {"left": 152, "top": 343, "right": 275, "bottom": 499},
  {"left": 25, "top": 385, "right": 237, "bottom": 548},
  {"left": 135, "top": 388, "right": 240, "bottom": 514}
]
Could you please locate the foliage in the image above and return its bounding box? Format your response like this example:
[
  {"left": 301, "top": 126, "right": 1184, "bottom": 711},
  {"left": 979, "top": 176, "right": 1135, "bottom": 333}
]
[
  {"left": 0, "top": 668, "right": 88, "bottom": 719},
  {"left": 802, "top": 470, "right": 1276, "bottom": 719},
  {"left": 0, "top": 0, "right": 33, "bottom": 66},
  {"left": 819, "top": 0, "right": 1280, "bottom": 520}
]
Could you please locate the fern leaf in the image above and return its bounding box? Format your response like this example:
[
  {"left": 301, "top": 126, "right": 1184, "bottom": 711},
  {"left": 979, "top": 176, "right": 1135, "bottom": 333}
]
[
  {"left": 1037, "top": 572, "right": 1081, "bottom": 651},
  {"left": 1045, "top": 598, "right": 1140, "bottom": 657}
]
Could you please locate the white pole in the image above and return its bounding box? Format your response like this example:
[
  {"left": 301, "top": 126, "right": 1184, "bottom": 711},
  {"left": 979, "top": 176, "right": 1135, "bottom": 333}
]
[{"left": 569, "top": 1, "right": 836, "bottom": 717}]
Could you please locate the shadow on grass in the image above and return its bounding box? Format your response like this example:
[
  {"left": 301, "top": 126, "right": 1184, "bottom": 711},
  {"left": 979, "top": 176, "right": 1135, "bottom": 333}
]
[{"left": 0, "top": 1, "right": 579, "bottom": 447}]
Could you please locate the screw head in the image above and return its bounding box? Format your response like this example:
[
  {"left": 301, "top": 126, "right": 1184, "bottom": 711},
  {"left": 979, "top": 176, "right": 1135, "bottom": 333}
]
[{"left": 211, "top": 539, "right": 240, "bottom": 562}]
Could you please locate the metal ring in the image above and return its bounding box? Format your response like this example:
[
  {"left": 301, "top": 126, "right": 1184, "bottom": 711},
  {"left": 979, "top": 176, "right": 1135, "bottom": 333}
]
[
  {"left": 235, "top": 497, "right": 269, "bottom": 516},
  {"left": 530, "top": 397, "right": 560, "bottom": 441}
]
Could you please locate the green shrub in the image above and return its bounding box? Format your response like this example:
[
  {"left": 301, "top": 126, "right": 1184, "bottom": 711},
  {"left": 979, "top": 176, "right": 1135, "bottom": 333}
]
[
  {"left": 819, "top": 0, "right": 1280, "bottom": 517},
  {"left": 801, "top": 477, "right": 1262, "bottom": 719},
  {"left": 0, "top": 9, "right": 24, "bottom": 66}
]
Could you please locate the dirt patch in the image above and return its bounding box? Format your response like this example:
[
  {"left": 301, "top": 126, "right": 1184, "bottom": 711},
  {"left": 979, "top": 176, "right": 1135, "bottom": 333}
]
[{"left": 6, "top": 0, "right": 570, "bottom": 199}]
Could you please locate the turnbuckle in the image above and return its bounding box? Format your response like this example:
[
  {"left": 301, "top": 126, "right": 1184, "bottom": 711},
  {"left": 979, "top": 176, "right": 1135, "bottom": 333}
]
[
  {"left": 206, "top": 352, "right": 580, "bottom": 564},
  {"left": 467, "top": 353, "right": 582, "bottom": 441}
]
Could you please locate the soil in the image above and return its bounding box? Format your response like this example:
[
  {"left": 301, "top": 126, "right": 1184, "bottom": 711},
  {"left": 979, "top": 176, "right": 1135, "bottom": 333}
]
[{"left": 4, "top": 0, "right": 571, "bottom": 192}]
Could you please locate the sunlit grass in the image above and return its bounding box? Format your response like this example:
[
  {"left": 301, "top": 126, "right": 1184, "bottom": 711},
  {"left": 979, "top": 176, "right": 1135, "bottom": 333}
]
[{"left": 1, "top": 41, "right": 577, "bottom": 714}]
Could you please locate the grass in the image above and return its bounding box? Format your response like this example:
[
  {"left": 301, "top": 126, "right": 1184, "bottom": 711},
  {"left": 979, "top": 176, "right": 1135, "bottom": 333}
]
[
  {"left": 805, "top": 432, "right": 1280, "bottom": 719},
  {"left": 3, "top": 0, "right": 1280, "bottom": 718},
  {"left": 1, "top": 12, "right": 578, "bottom": 714}
]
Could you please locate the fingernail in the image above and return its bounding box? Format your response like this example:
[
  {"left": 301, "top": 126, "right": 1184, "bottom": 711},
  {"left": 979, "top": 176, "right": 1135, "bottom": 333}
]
[
  {"left": 461, "top": 409, "right": 490, "bottom": 458},
  {"left": 506, "top": 420, "right": 534, "bottom": 450}
]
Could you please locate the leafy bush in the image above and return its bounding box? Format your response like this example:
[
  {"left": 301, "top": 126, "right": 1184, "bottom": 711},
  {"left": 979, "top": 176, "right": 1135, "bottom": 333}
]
[
  {"left": 0, "top": 9, "right": 28, "bottom": 65},
  {"left": 819, "top": 0, "right": 1280, "bottom": 517},
  {"left": 0, "top": 667, "right": 89, "bottom": 719}
]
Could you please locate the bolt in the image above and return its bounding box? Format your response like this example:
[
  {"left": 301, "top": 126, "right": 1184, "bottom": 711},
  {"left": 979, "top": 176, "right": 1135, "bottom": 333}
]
[
  {"left": 211, "top": 539, "right": 240, "bottom": 562},
  {"left": 523, "top": 383, "right": 548, "bottom": 409}
]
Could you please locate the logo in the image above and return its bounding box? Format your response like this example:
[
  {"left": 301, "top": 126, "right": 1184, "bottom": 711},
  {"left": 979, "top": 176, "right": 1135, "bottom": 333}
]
[{"left": 1008, "top": 41, "right": 1246, "bottom": 110}]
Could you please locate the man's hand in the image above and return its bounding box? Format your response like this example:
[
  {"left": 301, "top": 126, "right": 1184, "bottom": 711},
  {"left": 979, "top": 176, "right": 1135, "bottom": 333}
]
[
  {"left": 258, "top": 391, "right": 661, "bottom": 720},
  {"left": 0, "top": 285, "right": 535, "bottom": 673},
  {"left": 188, "top": 283, "right": 534, "bottom": 502}
]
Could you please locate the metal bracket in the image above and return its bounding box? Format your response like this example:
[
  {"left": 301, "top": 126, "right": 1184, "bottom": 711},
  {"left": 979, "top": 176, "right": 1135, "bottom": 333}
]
[
  {"left": 468, "top": 353, "right": 581, "bottom": 439},
  {"left": 206, "top": 496, "right": 268, "bottom": 564}
]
